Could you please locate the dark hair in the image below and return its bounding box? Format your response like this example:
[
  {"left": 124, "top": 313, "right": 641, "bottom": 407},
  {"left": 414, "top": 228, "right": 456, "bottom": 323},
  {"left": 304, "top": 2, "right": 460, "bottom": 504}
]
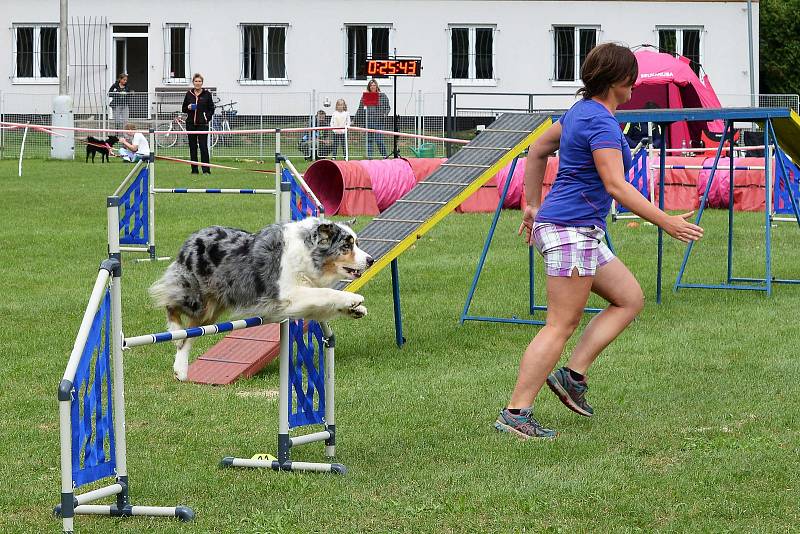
[
  {"left": 366, "top": 79, "right": 380, "bottom": 92},
  {"left": 577, "top": 43, "right": 638, "bottom": 99}
]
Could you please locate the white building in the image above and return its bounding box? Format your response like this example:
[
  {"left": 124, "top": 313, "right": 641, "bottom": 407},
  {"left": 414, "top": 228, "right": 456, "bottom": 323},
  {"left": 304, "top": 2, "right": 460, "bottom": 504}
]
[{"left": 1, "top": 0, "right": 759, "bottom": 117}]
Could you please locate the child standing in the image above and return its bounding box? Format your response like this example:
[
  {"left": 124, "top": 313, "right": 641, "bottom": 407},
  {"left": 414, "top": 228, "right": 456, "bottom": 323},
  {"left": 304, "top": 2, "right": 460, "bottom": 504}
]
[{"left": 330, "top": 99, "right": 350, "bottom": 159}]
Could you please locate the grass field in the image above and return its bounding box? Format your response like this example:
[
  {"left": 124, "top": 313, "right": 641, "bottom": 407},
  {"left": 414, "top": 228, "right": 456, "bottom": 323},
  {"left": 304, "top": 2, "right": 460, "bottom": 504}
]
[{"left": 1, "top": 158, "right": 799, "bottom": 533}]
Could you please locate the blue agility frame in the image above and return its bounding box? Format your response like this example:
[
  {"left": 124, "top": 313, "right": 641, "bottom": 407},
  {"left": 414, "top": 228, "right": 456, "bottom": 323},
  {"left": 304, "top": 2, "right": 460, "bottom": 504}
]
[
  {"left": 461, "top": 107, "right": 800, "bottom": 325},
  {"left": 612, "top": 107, "right": 800, "bottom": 301},
  {"left": 673, "top": 118, "right": 800, "bottom": 294},
  {"left": 460, "top": 156, "right": 615, "bottom": 326}
]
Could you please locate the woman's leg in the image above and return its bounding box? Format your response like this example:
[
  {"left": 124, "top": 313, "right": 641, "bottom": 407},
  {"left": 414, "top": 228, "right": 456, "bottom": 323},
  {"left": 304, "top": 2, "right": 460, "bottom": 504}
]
[
  {"left": 376, "top": 133, "right": 388, "bottom": 157},
  {"left": 187, "top": 124, "right": 199, "bottom": 173},
  {"left": 507, "top": 270, "right": 594, "bottom": 409},
  {"left": 565, "top": 258, "right": 645, "bottom": 374},
  {"left": 198, "top": 126, "right": 210, "bottom": 173}
]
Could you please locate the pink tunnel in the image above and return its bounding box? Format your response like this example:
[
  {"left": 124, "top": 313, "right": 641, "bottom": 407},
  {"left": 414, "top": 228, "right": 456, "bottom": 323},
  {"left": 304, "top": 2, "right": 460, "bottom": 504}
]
[{"left": 304, "top": 157, "right": 526, "bottom": 216}]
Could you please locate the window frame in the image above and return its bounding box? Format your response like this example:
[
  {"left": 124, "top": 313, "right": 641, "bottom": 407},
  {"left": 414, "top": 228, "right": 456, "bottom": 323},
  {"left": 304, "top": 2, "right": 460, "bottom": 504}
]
[
  {"left": 163, "top": 23, "right": 190, "bottom": 85},
  {"left": 551, "top": 24, "right": 600, "bottom": 87},
  {"left": 446, "top": 24, "right": 498, "bottom": 87},
  {"left": 655, "top": 25, "right": 704, "bottom": 74},
  {"left": 11, "top": 23, "right": 59, "bottom": 85},
  {"left": 237, "top": 22, "right": 290, "bottom": 86},
  {"left": 343, "top": 23, "right": 394, "bottom": 86}
]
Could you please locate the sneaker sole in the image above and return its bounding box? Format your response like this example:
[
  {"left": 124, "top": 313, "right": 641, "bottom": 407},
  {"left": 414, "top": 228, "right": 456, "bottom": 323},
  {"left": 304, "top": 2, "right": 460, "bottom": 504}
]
[
  {"left": 546, "top": 376, "right": 593, "bottom": 417},
  {"left": 493, "top": 420, "right": 557, "bottom": 440}
]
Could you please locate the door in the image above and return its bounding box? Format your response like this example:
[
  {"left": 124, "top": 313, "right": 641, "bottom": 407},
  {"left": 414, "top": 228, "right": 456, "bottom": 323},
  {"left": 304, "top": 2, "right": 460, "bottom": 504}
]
[{"left": 112, "top": 26, "right": 148, "bottom": 118}]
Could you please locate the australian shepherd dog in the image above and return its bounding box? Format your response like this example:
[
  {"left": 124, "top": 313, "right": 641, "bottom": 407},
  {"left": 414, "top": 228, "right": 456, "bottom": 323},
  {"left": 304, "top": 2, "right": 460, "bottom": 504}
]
[{"left": 150, "top": 217, "right": 373, "bottom": 380}]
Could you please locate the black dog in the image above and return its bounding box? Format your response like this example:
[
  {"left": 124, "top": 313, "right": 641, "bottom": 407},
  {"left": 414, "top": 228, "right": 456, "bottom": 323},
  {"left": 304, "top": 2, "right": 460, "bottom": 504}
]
[{"left": 86, "top": 135, "right": 119, "bottom": 163}]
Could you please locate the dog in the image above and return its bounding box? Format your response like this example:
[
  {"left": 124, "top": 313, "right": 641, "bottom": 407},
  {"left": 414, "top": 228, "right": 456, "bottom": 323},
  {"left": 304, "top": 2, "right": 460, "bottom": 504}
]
[
  {"left": 86, "top": 135, "right": 119, "bottom": 163},
  {"left": 149, "top": 217, "right": 374, "bottom": 381}
]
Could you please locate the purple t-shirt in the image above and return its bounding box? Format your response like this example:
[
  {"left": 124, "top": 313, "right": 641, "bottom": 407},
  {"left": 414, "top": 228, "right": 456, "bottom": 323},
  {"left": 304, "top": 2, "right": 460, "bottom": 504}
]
[{"left": 535, "top": 99, "right": 632, "bottom": 230}]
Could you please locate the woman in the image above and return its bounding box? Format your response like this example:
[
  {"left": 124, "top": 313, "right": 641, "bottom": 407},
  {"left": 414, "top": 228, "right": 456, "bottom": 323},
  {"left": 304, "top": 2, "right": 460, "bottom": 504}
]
[
  {"left": 495, "top": 43, "right": 704, "bottom": 440},
  {"left": 358, "top": 79, "right": 390, "bottom": 158},
  {"left": 181, "top": 73, "right": 215, "bottom": 174},
  {"left": 108, "top": 73, "right": 130, "bottom": 130}
]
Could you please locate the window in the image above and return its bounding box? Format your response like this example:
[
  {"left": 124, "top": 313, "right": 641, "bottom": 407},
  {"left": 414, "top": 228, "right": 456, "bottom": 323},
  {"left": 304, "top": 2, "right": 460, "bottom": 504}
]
[
  {"left": 12, "top": 24, "right": 58, "bottom": 83},
  {"left": 658, "top": 27, "right": 702, "bottom": 75},
  {"left": 449, "top": 26, "right": 496, "bottom": 81},
  {"left": 345, "top": 24, "right": 391, "bottom": 80},
  {"left": 239, "top": 24, "right": 287, "bottom": 84},
  {"left": 553, "top": 26, "right": 598, "bottom": 82},
  {"left": 163, "top": 24, "right": 190, "bottom": 83}
]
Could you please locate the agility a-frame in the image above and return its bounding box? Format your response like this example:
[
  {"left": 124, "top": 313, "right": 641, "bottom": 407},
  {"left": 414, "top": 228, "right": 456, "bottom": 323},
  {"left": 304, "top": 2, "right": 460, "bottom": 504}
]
[{"left": 674, "top": 113, "right": 800, "bottom": 294}]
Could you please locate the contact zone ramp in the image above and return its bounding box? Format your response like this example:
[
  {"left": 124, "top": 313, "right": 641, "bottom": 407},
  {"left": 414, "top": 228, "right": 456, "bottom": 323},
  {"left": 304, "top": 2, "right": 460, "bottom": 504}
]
[
  {"left": 344, "top": 112, "right": 553, "bottom": 293},
  {"left": 770, "top": 109, "right": 800, "bottom": 164}
]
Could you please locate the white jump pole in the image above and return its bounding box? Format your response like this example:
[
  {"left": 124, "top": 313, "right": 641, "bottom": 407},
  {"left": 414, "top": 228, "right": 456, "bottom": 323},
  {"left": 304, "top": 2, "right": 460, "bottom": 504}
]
[{"left": 18, "top": 122, "right": 29, "bottom": 177}]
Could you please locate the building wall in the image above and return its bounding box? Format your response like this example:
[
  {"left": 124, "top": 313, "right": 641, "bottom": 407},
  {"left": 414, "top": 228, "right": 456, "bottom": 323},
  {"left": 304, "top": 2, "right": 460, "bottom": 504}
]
[{"left": 1, "top": 0, "right": 759, "bottom": 114}]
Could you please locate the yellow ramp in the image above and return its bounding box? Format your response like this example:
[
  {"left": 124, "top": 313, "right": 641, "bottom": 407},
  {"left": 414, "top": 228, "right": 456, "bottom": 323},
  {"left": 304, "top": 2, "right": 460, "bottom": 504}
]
[
  {"left": 345, "top": 113, "right": 553, "bottom": 293},
  {"left": 769, "top": 109, "right": 800, "bottom": 163}
]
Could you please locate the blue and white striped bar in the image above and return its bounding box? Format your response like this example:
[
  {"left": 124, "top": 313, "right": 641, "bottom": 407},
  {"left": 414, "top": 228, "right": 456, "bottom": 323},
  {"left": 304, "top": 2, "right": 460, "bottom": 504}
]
[
  {"left": 152, "top": 188, "right": 276, "bottom": 194},
  {"left": 655, "top": 165, "right": 765, "bottom": 171},
  {"left": 124, "top": 317, "right": 267, "bottom": 348}
]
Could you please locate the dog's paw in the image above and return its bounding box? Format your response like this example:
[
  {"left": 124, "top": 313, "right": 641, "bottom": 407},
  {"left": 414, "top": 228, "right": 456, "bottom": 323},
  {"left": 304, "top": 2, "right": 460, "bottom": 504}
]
[
  {"left": 348, "top": 304, "right": 368, "bottom": 319},
  {"left": 346, "top": 293, "right": 365, "bottom": 308},
  {"left": 173, "top": 361, "right": 189, "bottom": 382}
]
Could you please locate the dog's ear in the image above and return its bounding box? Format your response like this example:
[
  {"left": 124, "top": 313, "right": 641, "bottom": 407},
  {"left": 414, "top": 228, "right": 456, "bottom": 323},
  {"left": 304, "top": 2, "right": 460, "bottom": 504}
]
[
  {"left": 315, "top": 221, "right": 336, "bottom": 245},
  {"left": 340, "top": 218, "right": 357, "bottom": 228}
]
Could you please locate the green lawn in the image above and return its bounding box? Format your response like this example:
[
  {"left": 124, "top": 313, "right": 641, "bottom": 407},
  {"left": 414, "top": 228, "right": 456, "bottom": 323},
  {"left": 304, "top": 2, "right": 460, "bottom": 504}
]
[{"left": 1, "top": 159, "right": 798, "bottom": 533}]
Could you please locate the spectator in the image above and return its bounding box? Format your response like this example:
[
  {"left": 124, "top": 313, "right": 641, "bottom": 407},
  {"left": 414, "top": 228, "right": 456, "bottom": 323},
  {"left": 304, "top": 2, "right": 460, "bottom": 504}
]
[
  {"left": 330, "top": 98, "right": 350, "bottom": 158},
  {"left": 181, "top": 73, "right": 215, "bottom": 174},
  {"left": 358, "top": 79, "right": 390, "bottom": 158},
  {"left": 118, "top": 123, "right": 151, "bottom": 162},
  {"left": 108, "top": 73, "right": 130, "bottom": 131}
]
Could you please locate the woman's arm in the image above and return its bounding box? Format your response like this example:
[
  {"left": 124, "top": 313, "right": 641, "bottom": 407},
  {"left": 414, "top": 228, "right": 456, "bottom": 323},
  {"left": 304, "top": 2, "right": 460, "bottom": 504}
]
[
  {"left": 594, "top": 148, "right": 704, "bottom": 242},
  {"left": 207, "top": 92, "right": 215, "bottom": 117},
  {"left": 519, "top": 121, "right": 562, "bottom": 243},
  {"left": 181, "top": 92, "right": 191, "bottom": 114}
]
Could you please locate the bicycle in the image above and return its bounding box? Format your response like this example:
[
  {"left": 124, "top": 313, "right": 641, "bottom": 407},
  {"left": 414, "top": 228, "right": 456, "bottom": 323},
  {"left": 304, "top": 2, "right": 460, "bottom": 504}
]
[
  {"left": 155, "top": 114, "right": 186, "bottom": 149},
  {"left": 154, "top": 100, "right": 236, "bottom": 150},
  {"left": 209, "top": 101, "right": 237, "bottom": 149}
]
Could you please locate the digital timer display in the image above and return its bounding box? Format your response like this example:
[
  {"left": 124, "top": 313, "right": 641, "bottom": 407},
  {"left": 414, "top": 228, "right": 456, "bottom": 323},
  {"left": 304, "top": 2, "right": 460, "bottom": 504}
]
[{"left": 366, "top": 59, "right": 422, "bottom": 77}]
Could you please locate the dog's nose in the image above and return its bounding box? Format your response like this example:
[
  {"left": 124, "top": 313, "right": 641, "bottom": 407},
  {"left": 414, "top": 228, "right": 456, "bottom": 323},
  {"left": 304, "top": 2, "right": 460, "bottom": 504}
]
[{"left": 366, "top": 255, "right": 374, "bottom": 267}]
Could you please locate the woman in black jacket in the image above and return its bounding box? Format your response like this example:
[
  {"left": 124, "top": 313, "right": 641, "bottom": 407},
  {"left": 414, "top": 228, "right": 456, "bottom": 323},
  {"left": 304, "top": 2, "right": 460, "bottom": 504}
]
[{"left": 182, "top": 73, "right": 215, "bottom": 174}]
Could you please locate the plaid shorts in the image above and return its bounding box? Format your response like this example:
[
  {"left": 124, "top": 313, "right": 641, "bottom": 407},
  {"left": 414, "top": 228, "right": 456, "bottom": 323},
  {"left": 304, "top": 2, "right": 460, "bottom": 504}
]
[{"left": 532, "top": 222, "right": 615, "bottom": 277}]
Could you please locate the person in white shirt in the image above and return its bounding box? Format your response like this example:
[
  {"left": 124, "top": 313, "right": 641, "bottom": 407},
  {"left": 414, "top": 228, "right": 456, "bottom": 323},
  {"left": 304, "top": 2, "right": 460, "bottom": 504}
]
[
  {"left": 330, "top": 98, "right": 350, "bottom": 159},
  {"left": 119, "top": 123, "right": 151, "bottom": 162}
]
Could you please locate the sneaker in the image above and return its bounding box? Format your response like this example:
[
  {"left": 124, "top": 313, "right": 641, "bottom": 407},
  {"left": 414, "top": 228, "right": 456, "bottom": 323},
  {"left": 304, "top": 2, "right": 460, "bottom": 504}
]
[
  {"left": 494, "top": 408, "right": 557, "bottom": 440},
  {"left": 546, "top": 367, "right": 593, "bottom": 417}
]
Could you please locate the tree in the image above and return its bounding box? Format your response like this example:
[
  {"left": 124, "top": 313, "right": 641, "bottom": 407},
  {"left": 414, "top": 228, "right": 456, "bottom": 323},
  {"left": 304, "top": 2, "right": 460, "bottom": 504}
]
[{"left": 760, "top": 0, "right": 800, "bottom": 94}]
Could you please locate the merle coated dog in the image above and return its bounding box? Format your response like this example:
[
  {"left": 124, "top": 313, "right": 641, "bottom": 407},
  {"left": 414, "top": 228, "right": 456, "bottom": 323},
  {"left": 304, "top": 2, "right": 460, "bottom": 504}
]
[
  {"left": 86, "top": 135, "right": 119, "bottom": 163},
  {"left": 149, "top": 217, "right": 373, "bottom": 380}
]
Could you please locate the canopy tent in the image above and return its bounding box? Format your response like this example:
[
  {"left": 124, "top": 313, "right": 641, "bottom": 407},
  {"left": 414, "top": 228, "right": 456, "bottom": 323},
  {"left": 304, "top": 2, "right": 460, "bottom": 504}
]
[{"left": 620, "top": 49, "right": 725, "bottom": 149}]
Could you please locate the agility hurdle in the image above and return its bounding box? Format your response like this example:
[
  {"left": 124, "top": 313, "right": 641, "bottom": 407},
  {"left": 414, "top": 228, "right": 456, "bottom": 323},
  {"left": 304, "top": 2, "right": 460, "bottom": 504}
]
[
  {"left": 57, "top": 140, "right": 342, "bottom": 531},
  {"left": 54, "top": 258, "right": 193, "bottom": 533},
  {"left": 120, "top": 172, "right": 344, "bottom": 474},
  {"left": 116, "top": 130, "right": 283, "bottom": 262},
  {"left": 611, "top": 139, "right": 654, "bottom": 221}
]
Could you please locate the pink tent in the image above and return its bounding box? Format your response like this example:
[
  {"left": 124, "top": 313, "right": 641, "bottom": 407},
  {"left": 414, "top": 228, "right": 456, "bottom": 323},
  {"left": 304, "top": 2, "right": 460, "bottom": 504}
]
[{"left": 620, "top": 49, "right": 724, "bottom": 149}]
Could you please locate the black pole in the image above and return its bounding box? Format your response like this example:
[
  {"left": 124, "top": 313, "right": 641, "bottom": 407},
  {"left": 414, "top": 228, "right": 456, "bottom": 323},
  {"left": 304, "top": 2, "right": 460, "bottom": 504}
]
[
  {"left": 446, "top": 82, "right": 453, "bottom": 158},
  {"left": 393, "top": 79, "right": 398, "bottom": 158}
]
